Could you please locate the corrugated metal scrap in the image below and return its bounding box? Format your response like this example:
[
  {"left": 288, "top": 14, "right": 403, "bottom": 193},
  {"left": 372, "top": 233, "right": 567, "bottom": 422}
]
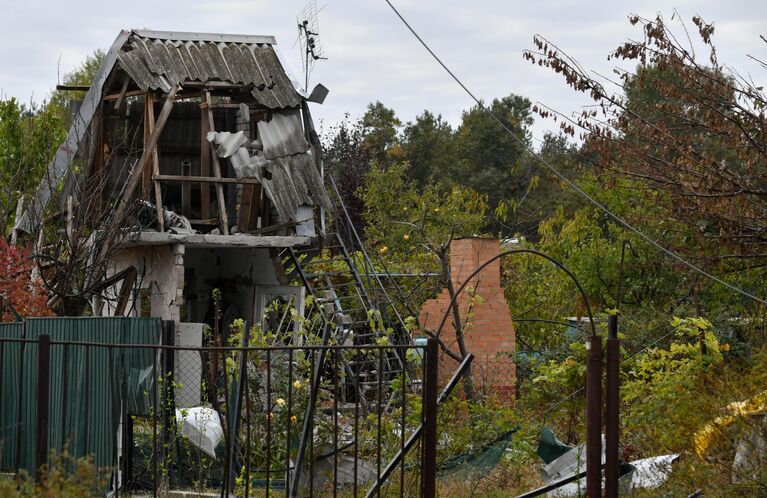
[{"left": 208, "top": 109, "right": 332, "bottom": 221}]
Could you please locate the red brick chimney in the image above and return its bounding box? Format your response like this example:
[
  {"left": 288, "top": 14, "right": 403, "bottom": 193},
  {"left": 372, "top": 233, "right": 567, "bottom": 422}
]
[{"left": 418, "top": 238, "right": 516, "bottom": 402}]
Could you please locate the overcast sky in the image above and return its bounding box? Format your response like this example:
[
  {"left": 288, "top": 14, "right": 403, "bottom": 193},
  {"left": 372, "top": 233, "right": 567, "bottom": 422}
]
[{"left": 1, "top": 0, "right": 765, "bottom": 144}]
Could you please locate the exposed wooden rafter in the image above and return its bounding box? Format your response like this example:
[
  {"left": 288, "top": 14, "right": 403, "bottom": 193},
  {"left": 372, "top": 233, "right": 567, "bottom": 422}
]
[
  {"left": 204, "top": 90, "right": 230, "bottom": 235},
  {"left": 112, "top": 84, "right": 178, "bottom": 231},
  {"left": 145, "top": 91, "right": 165, "bottom": 232}
]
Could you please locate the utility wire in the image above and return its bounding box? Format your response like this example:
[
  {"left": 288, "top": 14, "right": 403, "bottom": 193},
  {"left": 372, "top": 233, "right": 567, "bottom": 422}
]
[
  {"left": 540, "top": 327, "right": 679, "bottom": 416},
  {"left": 383, "top": 0, "right": 767, "bottom": 306}
]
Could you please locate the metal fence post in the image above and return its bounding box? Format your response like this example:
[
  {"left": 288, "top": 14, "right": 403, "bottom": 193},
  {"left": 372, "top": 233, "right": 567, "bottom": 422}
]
[
  {"left": 161, "top": 321, "right": 176, "bottom": 487},
  {"left": 586, "top": 334, "right": 603, "bottom": 498},
  {"left": 605, "top": 315, "right": 620, "bottom": 498},
  {"left": 422, "top": 338, "right": 438, "bottom": 498},
  {"left": 35, "top": 334, "right": 51, "bottom": 480}
]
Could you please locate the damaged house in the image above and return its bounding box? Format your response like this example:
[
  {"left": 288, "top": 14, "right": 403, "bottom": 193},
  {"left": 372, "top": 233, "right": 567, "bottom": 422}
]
[
  {"left": 15, "top": 29, "right": 331, "bottom": 323},
  {"left": 0, "top": 28, "right": 513, "bottom": 495},
  {"left": 13, "top": 29, "right": 410, "bottom": 403},
  {"left": 0, "top": 28, "right": 436, "bottom": 488}
]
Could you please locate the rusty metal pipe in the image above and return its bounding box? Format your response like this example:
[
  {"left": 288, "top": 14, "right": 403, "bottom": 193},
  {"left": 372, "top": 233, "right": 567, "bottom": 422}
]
[
  {"left": 605, "top": 315, "right": 620, "bottom": 498},
  {"left": 422, "top": 337, "right": 439, "bottom": 498},
  {"left": 586, "top": 335, "right": 603, "bottom": 498}
]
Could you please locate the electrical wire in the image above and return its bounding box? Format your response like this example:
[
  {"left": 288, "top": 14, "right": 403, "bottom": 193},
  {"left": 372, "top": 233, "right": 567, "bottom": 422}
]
[
  {"left": 382, "top": 0, "right": 767, "bottom": 306},
  {"left": 540, "top": 327, "right": 679, "bottom": 416},
  {"left": 383, "top": 0, "right": 767, "bottom": 419}
]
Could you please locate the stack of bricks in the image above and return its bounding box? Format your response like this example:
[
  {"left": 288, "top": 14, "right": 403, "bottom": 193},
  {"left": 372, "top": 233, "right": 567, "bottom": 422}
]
[{"left": 418, "top": 238, "right": 516, "bottom": 402}]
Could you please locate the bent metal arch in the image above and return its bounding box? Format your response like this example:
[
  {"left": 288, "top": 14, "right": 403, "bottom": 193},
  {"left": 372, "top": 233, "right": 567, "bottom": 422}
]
[
  {"left": 429, "top": 247, "right": 604, "bottom": 498},
  {"left": 432, "top": 247, "right": 597, "bottom": 340}
]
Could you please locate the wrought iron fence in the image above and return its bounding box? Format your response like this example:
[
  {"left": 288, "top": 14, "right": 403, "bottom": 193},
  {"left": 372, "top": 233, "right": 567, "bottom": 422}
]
[{"left": 0, "top": 332, "right": 449, "bottom": 497}]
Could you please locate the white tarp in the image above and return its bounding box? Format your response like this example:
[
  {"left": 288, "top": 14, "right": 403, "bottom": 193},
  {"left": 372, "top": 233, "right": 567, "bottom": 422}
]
[
  {"left": 176, "top": 406, "right": 224, "bottom": 459},
  {"left": 732, "top": 414, "right": 767, "bottom": 483}
]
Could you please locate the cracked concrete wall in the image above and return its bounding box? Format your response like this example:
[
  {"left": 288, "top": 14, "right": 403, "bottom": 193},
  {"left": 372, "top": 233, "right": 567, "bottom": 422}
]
[
  {"left": 105, "top": 245, "right": 282, "bottom": 327},
  {"left": 105, "top": 244, "right": 184, "bottom": 322}
]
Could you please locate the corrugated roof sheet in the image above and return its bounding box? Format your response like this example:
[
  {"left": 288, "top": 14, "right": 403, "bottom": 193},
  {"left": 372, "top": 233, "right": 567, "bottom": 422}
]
[{"left": 117, "top": 30, "right": 302, "bottom": 109}]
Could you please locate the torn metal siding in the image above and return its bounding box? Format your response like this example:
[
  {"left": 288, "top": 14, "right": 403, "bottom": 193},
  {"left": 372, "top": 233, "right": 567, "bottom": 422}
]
[
  {"left": 260, "top": 152, "right": 331, "bottom": 220},
  {"left": 257, "top": 109, "right": 310, "bottom": 159},
  {"left": 206, "top": 105, "right": 331, "bottom": 222},
  {"left": 209, "top": 108, "right": 332, "bottom": 221},
  {"left": 14, "top": 30, "right": 132, "bottom": 234},
  {"left": 117, "top": 32, "right": 302, "bottom": 109}
]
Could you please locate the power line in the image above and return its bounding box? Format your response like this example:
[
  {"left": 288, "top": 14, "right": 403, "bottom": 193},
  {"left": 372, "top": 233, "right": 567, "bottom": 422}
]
[
  {"left": 382, "top": 0, "right": 767, "bottom": 306},
  {"left": 382, "top": 0, "right": 764, "bottom": 421},
  {"left": 540, "top": 327, "right": 679, "bottom": 416}
]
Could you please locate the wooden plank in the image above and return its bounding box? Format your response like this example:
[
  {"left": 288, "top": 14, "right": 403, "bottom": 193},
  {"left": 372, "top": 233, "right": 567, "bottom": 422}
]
[
  {"left": 205, "top": 91, "right": 229, "bottom": 235},
  {"left": 238, "top": 183, "right": 262, "bottom": 232},
  {"left": 56, "top": 85, "right": 90, "bottom": 91},
  {"left": 103, "top": 89, "right": 145, "bottom": 101},
  {"left": 112, "top": 85, "right": 178, "bottom": 231},
  {"left": 112, "top": 76, "right": 130, "bottom": 110},
  {"left": 200, "top": 103, "right": 252, "bottom": 109},
  {"left": 200, "top": 107, "right": 211, "bottom": 220},
  {"left": 238, "top": 184, "right": 255, "bottom": 231},
  {"left": 153, "top": 174, "right": 261, "bottom": 185},
  {"left": 145, "top": 91, "right": 165, "bottom": 232},
  {"left": 114, "top": 266, "right": 138, "bottom": 316},
  {"left": 142, "top": 97, "right": 152, "bottom": 199}
]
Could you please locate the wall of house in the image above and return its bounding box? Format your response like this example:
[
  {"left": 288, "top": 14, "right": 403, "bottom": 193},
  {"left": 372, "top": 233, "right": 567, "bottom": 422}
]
[
  {"left": 418, "top": 238, "right": 516, "bottom": 402},
  {"left": 105, "top": 244, "right": 184, "bottom": 321},
  {"left": 106, "top": 245, "right": 282, "bottom": 323}
]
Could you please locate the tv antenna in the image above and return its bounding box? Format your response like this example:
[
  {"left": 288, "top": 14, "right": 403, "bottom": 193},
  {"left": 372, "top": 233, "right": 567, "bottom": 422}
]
[{"left": 297, "top": 1, "right": 327, "bottom": 91}]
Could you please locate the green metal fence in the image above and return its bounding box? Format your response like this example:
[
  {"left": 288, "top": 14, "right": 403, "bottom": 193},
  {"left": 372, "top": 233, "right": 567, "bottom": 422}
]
[{"left": 0, "top": 317, "right": 162, "bottom": 473}]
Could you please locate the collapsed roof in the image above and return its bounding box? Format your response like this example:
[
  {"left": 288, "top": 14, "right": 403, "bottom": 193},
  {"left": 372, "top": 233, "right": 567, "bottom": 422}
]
[{"left": 15, "top": 29, "right": 329, "bottom": 235}]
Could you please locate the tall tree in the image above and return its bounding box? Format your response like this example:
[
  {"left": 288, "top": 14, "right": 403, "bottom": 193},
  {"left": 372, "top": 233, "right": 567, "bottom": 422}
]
[
  {"left": 323, "top": 102, "right": 402, "bottom": 230},
  {"left": 1, "top": 50, "right": 104, "bottom": 236},
  {"left": 0, "top": 99, "right": 66, "bottom": 234},
  {"left": 401, "top": 110, "right": 456, "bottom": 187},
  {"left": 495, "top": 132, "right": 582, "bottom": 240},
  {"left": 360, "top": 101, "right": 402, "bottom": 163},
  {"left": 525, "top": 14, "right": 767, "bottom": 263},
  {"left": 452, "top": 95, "right": 533, "bottom": 206}
]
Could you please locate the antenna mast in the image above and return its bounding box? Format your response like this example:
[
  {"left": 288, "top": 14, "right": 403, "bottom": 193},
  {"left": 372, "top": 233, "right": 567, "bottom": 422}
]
[{"left": 297, "top": 1, "right": 327, "bottom": 91}]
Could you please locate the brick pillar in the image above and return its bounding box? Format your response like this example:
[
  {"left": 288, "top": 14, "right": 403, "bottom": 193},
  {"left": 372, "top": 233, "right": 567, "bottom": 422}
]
[{"left": 418, "top": 238, "right": 516, "bottom": 402}]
